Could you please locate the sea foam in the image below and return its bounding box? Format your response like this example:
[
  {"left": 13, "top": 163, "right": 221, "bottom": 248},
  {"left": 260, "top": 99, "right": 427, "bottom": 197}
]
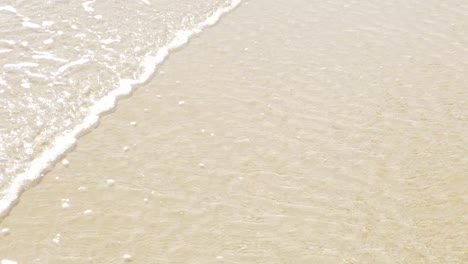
[{"left": 0, "top": 0, "right": 241, "bottom": 218}]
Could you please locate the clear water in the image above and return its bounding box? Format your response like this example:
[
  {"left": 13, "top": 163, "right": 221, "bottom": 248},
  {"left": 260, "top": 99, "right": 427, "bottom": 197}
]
[{"left": 0, "top": 0, "right": 240, "bottom": 214}]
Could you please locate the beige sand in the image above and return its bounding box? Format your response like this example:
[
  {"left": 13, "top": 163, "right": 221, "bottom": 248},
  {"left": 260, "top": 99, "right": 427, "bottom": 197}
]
[{"left": 1, "top": 0, "right": 467, "bottom": 263}]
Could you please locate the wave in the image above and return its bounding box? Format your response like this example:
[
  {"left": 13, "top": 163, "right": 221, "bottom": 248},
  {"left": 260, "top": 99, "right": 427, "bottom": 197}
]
[{"left": 0, "top": 0, "right": 241, "bottom": 219}]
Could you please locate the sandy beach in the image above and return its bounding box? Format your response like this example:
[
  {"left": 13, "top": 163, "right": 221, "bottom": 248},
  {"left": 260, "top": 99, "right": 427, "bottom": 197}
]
[{"left": 1, "top": 0, "right": 467, "bottom": 263}]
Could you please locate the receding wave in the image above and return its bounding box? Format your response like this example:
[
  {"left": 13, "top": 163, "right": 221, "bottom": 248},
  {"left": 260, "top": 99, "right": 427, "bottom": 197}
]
[{"left": 0, "top": 0, "right": 241, "bottom": 218}]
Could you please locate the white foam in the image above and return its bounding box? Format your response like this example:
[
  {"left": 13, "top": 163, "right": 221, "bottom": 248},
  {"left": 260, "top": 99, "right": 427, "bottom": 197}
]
[
  {"left": 0, "top": 227, "right": 10, "bottom": 235},
  {"left": 106, "top": 179, "right": 115, "bottom": 186},
  {"left": 1, "top": 259, "right": 17, "bottom": 264},
  {"left": 32, "top": 52, "right": 68, "bottom": 63},
  {"left": 4, "top": 62, "right": 39, "bottom": 68},
  {"left": 22, "top": 21, "right": 41, "bottom": 29},
  {"left": 100, "top": 38, "right": 120, "bottom": 45},
  {"left": 60, "top": 198, "right": 70, "bottom": 208},
  {"left": 0, "top": 6, "right": 17, "bottom": 14},
  {"left": 0, "top": 39, "right": 15, "bottom": 45},
  {"left": 0, "top": 0, "right": 242, "bottom": 218},
  {"left": 21, "top": 80, "right": 31, "bottom": 89},
  {"left": 82, "top": 0, "right": 95, "bottom": 13},
  {"left": 0, "top": 49, "right": 12, "bottom": 54},
  {"left": 52, "top": 233, "right": 61, "bottom": 244},
  {"left": 0, "top": 77, "right": 7, "bottom": 86},
  {"left": 54, "top": 58, "right": 90, "bottom": 76},
  {"left": 43, "top": 38, "right": 54, "bottom": 45},
  {"left": 122, "top": 254, "right": 132, "bottom": 261},
  {"left": 83, "top": 209, "right": 93, "bottom": 215},
  {"left": 74, "top": 33, "right": 87, "bottom": 38},
  {"left": 25, "top": 70, "right": 48, "bottom": 80},
  {"left": 61, "top": 158, "right": 70, "bottom": 166},
  {"left": 42, "top": 21, "right": 55, "bottom": 27}
]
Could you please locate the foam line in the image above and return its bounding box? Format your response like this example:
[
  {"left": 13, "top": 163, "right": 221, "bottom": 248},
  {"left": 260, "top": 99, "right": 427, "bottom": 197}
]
[
  {"left": 54, "top": 58, "right": 90, "bottom": 76},
  {"left": 0, "top": 5, "right": 17, "bottom": 14},
  {"left": 0, "top": 0, "right": 241, "bottom": 218},
  {"left": 4, "top": 62, "right": 39, "bottom": 68}
]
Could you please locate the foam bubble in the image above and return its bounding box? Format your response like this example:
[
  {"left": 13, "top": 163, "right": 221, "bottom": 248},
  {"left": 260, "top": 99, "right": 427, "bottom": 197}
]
[
  {"left": 1, "top": 227, "right": 10, "bottom": 235},
  {"left": 43, "top": 38, "right": 54, "bottom": 45},
  {"left": 61, "top": 199, "right": 70, "bottom": 208},
  {"left": 22, "top": 21, "right": 41, "bottom": 29},
  {"left": 106, "top": 179, "right": 115, "bottom": 186},
  {"left": 61, "top": 158, "right": 70, "bottom": 167},
  {"left": 1, "top": 259, "right": 18, "bottom": 264},
  {"left": 100, "top": 38, "right": 120, "bottom": 45},
  {"left": 74, "top": 33, "right": 87, "bottom": 38},
  {"left": 52, "top": 233, "right": 61, "bottom": 244},
  {"left": 82, "top": 0, "right": 95, "bottom": 13},
  {"left": 21, "top": 81, "right": 31, "bottom": 89},
  {"left": 83, "top": 209, "right": 93, "bottom": 215},
  {"left": 122, "top": 254, "right": 132, "bottom": 261},
  {"left": 42, "top": 21, "right": 54, "bottom": 27}
]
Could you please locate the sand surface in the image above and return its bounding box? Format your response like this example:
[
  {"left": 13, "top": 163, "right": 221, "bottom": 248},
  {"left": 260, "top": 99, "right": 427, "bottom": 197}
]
[{"left": 1, "top": 0, "right": 467, "bottom": 263}]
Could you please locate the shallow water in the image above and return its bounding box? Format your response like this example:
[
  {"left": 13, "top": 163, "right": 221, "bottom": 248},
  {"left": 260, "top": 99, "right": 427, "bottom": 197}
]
[
  {"left": 0, "top": 0, "right": 238, "bottom": 214},
  {"left": 1, "top": 0, "right": 467, "bottom": 263}
]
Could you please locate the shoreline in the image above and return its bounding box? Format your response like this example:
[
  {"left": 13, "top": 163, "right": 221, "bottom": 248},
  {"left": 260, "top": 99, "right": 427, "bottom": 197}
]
[
  {"left": 0, "top": 0, "right": 241, "bottom": 220},
  {"left": 1, "top": 0, "right": 467, "bottom": 263}
]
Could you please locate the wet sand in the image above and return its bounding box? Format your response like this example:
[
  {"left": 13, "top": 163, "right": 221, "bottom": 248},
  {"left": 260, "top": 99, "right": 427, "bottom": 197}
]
[{"left": 1, "top": 0, "right": 467, "bottom": 263}]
